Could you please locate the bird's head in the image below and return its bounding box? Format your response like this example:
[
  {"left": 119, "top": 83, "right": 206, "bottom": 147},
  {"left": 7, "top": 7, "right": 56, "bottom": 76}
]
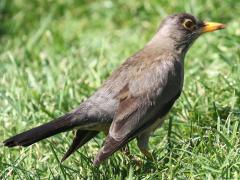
[{"left": 151, "top": 13, "right": 225, "bottom": 54}]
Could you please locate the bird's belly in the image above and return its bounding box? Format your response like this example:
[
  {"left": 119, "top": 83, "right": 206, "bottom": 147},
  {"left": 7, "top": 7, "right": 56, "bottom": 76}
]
[
  {"left": 140, "top": 94, "right": 177, "bottom": 135},
  {"left": 146, "top": 115, "right": 167, "bottom": 133}
]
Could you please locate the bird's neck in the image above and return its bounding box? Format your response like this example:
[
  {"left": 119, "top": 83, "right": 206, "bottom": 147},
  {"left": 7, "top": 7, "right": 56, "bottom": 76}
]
[{"left": 146, "top": 33, "right": 188, "bottom": 59}]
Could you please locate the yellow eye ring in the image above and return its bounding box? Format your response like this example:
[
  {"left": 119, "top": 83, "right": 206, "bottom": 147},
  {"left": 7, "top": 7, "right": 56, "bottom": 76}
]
[{"left": 183, "top": 19, "right": 196, "bottom": 31}]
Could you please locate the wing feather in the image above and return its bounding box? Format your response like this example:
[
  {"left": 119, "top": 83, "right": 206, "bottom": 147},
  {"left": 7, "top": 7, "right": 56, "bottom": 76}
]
[{"left": 93, "top": 55, "right": 183, "bottom": 165}]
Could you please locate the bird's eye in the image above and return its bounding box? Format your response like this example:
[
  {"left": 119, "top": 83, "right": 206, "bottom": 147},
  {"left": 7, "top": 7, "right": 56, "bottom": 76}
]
[{"left": 182, "top": 19, "right": 196, "bottom": 31}]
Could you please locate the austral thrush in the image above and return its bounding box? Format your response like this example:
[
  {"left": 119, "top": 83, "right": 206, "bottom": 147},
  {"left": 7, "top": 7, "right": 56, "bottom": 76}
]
[{"left": 3, "top": 13, "right": 225, "bottom": 165}]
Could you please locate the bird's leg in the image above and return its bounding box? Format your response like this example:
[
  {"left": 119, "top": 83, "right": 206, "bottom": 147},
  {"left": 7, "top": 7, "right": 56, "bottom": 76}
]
[
  {"left": 139, "top": 148, "right": 154, "bottom": 161},
  {"left": 121, "top": 144, "right": 130, "bottom": 156},
  {"left": 120, "top": 144, "right": 142, "bottom": 166},
  {"left": 137, "top": 132, "right": 154, "bottom": 161},
  {"left": 120, "top": 145, "right": 132, "bottom": 159}
]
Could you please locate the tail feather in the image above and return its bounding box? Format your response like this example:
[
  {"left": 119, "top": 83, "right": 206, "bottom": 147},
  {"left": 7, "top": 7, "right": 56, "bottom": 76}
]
[
  {"left": 3, "top": 113, "right": 77, "bottom": 147},
  {"left": 61, "top": 130, "right": 99, "bottom": 162}
]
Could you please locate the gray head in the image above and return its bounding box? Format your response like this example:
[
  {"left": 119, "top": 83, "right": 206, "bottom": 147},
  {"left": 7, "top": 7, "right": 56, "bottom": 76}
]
[{"left": 149, "top": 13, "right": 225, "bottom": 55}]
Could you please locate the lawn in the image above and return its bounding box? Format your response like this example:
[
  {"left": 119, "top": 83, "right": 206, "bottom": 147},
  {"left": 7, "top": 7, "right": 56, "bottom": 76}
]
[{"left": 0, "top": 0, "right": 240, "bottom": 179}]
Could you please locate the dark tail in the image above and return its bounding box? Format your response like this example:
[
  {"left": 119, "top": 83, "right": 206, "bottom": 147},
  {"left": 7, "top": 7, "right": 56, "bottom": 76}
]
[
  {"left": 61, "top": 130, "right": 99, "bottom": 162},
  {"left": 3, "top": 113, "right": 77, "bottom": 147}
]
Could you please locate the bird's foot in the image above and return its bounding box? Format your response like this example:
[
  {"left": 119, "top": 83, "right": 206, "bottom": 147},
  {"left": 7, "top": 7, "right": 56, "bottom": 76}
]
[
  {"left": 120, "top": 145, "right": 130, "bottom": 156},
  {"left": 140, "top": 148, "right": 154, "bottom": 161},
  {"left": 120, "top": 145, "right": 142, "bottom": 166}
]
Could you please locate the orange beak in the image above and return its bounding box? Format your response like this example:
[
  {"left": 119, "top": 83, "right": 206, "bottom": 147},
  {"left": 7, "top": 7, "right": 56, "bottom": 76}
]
[{"left": 201, "top": 22, "right": 226, "bottom": 33}]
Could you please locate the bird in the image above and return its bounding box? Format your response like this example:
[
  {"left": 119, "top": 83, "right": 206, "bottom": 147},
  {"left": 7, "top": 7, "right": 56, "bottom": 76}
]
[{"left": 3, "top": 13, "right": 225, "bottom": 166}]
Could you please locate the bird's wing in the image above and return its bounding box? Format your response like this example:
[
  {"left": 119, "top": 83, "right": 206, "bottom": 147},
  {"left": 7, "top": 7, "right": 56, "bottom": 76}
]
[{"left": 93, "top": 56, "right": 182, "bottom": 165}]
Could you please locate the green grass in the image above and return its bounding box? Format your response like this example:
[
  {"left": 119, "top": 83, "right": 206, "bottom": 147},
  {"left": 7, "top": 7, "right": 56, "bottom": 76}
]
[{"left": 0, "top": 0, "right": 240, "bottom": 179}]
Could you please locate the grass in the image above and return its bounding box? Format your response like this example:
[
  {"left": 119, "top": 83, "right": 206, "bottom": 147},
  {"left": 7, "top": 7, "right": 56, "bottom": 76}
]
[{"left": 0, "top": 0, "right": 240, "bottom": 179}]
